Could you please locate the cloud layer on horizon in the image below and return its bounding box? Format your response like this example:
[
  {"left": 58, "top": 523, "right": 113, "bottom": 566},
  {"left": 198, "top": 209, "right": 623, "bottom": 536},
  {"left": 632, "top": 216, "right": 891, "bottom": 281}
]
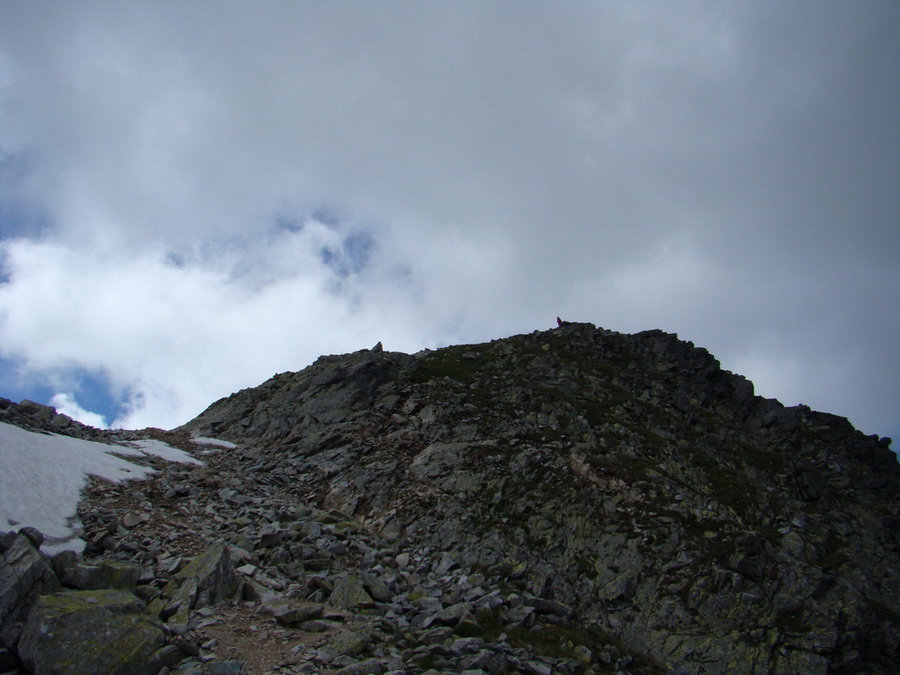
[{"left": 0, "top": 2, "right": 897, "bottom": 440}]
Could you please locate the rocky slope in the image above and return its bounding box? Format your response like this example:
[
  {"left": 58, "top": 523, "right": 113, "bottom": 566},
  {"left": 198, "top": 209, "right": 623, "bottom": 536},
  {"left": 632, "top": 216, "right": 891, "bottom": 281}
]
[
  {"left": 178, "top": 322, "right": 899, "bottom": 673},
  {"left": 2, "top": 322, "right": 898, "bottom": 674}
]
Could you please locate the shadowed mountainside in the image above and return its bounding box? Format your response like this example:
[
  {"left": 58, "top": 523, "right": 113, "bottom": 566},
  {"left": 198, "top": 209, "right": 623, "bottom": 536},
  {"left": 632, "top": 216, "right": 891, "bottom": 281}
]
[{"left": 176, "top": 322, "right": 899, "bottom": 673}]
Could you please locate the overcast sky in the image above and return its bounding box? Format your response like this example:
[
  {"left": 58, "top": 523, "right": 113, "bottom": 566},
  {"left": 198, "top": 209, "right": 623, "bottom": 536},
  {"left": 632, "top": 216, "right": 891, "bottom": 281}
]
[{"left": 0, "top": 2, "right": 897, "bottom": 445}]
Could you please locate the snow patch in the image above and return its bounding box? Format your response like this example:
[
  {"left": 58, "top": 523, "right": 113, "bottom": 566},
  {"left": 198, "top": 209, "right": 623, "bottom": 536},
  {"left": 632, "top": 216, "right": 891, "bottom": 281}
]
[
  {"left": 0, "top": 422, "right": 201, "bottom": 554},
  {"left": 125, "top": 438, "right": 204, "bottom": 465},
  {"left": 190, "top": 436, "right": 238, "bottom": 449}
]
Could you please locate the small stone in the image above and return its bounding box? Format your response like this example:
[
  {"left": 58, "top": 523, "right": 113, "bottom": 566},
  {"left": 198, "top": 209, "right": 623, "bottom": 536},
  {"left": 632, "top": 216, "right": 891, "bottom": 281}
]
[
  {"left": 50, "top": 549, "right": 80, "bottom": 580},
  {"left": 122, "top": 512, "right": 147, "bottom": 528},
  {"left": 337, "top": 658, "right": 384, "bottom": 675},
  {"left": 263, "top": 598, "right": 324, "bottom": 625},
  {"left": 63, "top": 560, "right": 143, "bottom": 590},
  {"left": 175, "top": 639, "right": 202, "bottom": 657},
  {"left": 147, "top": 644, "right": 186, "bottom": 671},
  {"left": 361, "top": 573, "right": 392, "bottom": 602},
  {"left": 572, "top": 644, "right": 594, "bottom": 666},
  {"left": 451, "top": 636, "right": 486, "bottom": 654},
  {"left": 322, "top": 629, "right": 372, "bottom": 657},
  {"left": 329, "top": 575, "right": 375, "bottom": 609},
  {"left": 206, "top": 661, "right": 245, "bottom": 675},
  {"left": 458, "top": 649, "right": 509, "bottom": 674}
]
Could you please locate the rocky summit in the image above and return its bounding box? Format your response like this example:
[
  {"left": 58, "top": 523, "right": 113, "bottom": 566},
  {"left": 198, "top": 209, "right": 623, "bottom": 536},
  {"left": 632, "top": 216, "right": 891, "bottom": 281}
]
[{"left": 2, "top": 322, "right": 899, "bottom": 675}]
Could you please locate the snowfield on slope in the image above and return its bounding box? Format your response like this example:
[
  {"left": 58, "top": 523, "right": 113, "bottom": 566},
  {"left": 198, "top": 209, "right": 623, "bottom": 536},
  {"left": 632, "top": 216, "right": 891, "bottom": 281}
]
[{"left": 0, "top": 421, "right": 201, "bottom": 553}]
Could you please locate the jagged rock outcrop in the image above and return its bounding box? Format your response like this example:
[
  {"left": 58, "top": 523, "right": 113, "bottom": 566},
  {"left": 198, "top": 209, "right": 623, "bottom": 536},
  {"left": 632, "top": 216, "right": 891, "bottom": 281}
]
[
  {"left": 0, "top": 531, "right": 62, "bottom": 651},
  {"left": 0, "top": 398, "right": 111, "bottom": 441},
  {"left": 176, "top": 323, "right": 899, "bottom": 673}
]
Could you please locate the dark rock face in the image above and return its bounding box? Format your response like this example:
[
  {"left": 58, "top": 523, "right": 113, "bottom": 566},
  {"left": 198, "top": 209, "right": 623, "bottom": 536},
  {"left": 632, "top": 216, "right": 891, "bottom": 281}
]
[{"left": 178, "top": 323, "right": 899, "bottom": 673}]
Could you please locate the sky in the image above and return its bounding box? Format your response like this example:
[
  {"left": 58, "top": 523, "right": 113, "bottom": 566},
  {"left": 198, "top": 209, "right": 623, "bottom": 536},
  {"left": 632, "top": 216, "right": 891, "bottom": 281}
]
[
  {"left": 0, "top": 420, "right": 206, "bottom": 554},
  {"left": 0, "top": 2, "right": 897, "bottom": 445}
]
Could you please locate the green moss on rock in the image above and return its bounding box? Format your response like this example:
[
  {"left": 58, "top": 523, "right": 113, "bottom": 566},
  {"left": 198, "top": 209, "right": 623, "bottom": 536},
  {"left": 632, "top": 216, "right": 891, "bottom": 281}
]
[{"left": 18, "top": 589, "right": 164, "bottom": 675}]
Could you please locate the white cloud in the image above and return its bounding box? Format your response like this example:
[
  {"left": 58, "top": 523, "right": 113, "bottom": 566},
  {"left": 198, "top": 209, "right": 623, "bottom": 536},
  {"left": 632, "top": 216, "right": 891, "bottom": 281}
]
[
  {"left": 0, "top": 220, "right": 436, "bottom": 429},
  {"left": 49, "top": 393, "right": 107, "bottom": 429}
]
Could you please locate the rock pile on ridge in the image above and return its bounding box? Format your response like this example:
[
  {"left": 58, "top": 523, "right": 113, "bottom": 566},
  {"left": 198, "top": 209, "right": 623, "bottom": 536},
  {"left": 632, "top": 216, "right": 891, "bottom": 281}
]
[
  {"left": 1, "top": 322, "right": 898, "bottom": 674},
  {"left": 0, "top": 397, "right": 115, "bottom": 441}
]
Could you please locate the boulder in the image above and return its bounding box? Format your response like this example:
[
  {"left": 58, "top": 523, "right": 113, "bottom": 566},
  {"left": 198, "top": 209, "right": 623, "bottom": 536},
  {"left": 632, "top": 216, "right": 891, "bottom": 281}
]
[
  {"left": 329, "top": 574, "right": 375, "bottom": 609},
  {"left": 17, "top": 589, "right": 164, "bottom": 675},
  {"left": 17, "top": 527, "right": 44, "bottom": 550},
  {"left": 262, "top": 597, "right": 324, "bottom": 625},
  {"left": 206, "top": 661, "right": 246, "bottom": 675},
  {"left": 336, "top": 658, "right": 384, "bottom": 675},
  {"left": 0, "top": 532, "right": 62, "bottom": 648},
  {"left": 322, "top": 629, "right": 372, "bottom": 657},
  {"left": 62, "top": 560, "right": 143, "bottom": 590},
  {"left": 175, "top": 541, "right": 238, "bottom": 608},
  {"left": 16, "top": 399, "right": 55, "bottom": 422}
]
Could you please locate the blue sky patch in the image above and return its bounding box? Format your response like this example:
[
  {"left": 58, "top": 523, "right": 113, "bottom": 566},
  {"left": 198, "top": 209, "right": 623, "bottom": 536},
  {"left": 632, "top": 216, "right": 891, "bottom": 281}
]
[
  {"left": 0, "top": 358, "right": 125, "bottom": 427},
  {"left": 274, "top": 214, "right": 305, "bottom": 234},
  {"left": 319, "top": 229, "right": 374, "bottom": 278}
]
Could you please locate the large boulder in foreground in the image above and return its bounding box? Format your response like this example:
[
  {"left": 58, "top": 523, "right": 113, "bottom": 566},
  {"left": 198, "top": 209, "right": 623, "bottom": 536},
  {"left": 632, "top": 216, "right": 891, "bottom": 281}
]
[
  {"left": 0, "top": 532, "right": 61, "bottom": 649},
  {"left": 17, "top": 589, "right": 164, "bottom": 675}
]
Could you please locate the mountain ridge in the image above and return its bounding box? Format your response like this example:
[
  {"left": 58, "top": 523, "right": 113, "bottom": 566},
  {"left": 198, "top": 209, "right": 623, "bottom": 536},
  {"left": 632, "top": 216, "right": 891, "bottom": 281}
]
[
  {"left": 1, "top": 321, "right": 898, "bottom": 674},
  {"left": 176, "top": 322, "right": 899, "bottom": 672}
]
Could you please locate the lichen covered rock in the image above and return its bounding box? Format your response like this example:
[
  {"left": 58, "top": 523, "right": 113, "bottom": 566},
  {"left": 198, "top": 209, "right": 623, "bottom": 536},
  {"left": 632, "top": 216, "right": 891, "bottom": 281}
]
[
  {"left": 17, "top": 589, "right": 164, "bottom": 675},
  {"left": 174, "top": 541, "right": 238, "bottom": 607}
]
